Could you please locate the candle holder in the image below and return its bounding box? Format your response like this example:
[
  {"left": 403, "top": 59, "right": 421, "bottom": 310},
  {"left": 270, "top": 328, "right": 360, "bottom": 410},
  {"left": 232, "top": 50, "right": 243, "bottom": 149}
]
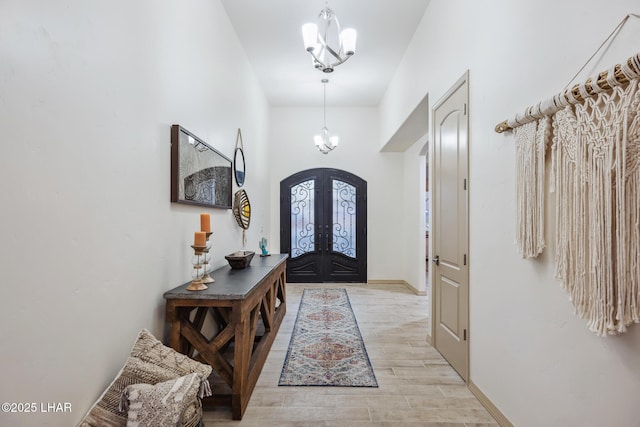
[
  {"left": 201, "top": 232, "right": 215, "bottom": 284},
  {"left": 187, "top": 245, "right": 208, "bottom": 291}
]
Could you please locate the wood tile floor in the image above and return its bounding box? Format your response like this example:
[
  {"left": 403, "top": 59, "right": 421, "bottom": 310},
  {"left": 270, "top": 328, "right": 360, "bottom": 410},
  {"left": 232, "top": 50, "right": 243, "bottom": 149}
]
[{"left": 202, "top": 282, "right": 498, "bottom": 426}]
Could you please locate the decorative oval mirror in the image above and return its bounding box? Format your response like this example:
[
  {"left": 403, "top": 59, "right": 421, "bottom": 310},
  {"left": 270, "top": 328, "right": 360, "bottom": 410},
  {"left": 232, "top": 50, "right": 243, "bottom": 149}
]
[{"left": 233, "top": 128, "right": 246, "bottom": 187}]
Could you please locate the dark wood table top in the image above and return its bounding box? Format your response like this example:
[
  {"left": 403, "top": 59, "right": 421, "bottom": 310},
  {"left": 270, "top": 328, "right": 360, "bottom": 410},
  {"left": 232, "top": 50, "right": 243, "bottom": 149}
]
[{"left": 163, "top": 253, "right": 288, "bottom": 301}]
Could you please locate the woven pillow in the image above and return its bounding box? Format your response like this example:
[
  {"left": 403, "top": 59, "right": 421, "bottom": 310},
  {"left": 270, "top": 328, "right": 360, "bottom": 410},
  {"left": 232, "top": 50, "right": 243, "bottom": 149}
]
[
  {"left": 78, "top": 329, "right": 212, "bottom": 427},
  {"left": 119, "top": 373, "right": 209, "bottom": 427}
]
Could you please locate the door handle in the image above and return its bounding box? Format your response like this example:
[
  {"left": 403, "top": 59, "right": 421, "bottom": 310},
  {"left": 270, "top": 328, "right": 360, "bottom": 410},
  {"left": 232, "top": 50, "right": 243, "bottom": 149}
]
[{"left": 433, "top": 255, "right": 440, "bottom": 266}]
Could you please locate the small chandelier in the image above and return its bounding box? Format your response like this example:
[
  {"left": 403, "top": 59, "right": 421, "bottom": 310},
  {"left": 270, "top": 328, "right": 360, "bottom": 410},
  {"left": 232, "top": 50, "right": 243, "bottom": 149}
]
[
  {"left": 301, "top": 2, "right": 357, "bottom": 73},
  {"left": 314, "top": 79, "right": 338, "bottom": 154}
]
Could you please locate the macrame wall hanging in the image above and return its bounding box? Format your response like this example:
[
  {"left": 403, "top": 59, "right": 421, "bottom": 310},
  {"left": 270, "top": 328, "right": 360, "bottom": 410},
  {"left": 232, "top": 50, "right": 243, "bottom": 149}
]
[
  {"left": 553, "top": 82, "right": 640, "bottom": 335},
  {"left": 495, "top": 14, "right": 640, "bottom": 336},
  {"left": 513, "top": 117, "right": 549, "bottom": 258}
]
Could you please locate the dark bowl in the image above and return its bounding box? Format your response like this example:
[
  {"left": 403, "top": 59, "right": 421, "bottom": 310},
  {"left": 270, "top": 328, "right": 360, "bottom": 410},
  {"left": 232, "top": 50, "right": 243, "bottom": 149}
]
[{"left": 225, "top": 251, "right": 255, "bottom": 269}]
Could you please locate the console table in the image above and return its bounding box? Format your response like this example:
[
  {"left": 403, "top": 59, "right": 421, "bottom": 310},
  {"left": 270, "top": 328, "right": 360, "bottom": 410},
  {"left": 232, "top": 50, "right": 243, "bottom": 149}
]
[{"left": 164, "top": 253, "right": 287, "bottom": 420}]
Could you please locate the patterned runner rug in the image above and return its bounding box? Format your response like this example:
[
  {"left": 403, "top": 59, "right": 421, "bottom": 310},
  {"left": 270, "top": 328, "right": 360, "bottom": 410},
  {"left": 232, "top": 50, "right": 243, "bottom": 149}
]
[{"left": 278, "top": 288, "right": 378, "bottom": 387}]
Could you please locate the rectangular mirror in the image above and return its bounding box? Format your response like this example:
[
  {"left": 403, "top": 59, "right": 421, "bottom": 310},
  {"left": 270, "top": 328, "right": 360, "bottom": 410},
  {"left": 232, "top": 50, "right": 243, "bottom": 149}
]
[{"left": 171, "top": 125, "right": 232, "bottom": 209}]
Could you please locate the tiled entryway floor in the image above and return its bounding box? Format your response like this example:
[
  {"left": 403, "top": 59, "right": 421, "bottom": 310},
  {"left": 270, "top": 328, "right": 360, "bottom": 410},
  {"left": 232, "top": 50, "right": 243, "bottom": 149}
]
[{"left": 202, "top": 282, "right": 498, "bottom": 426}]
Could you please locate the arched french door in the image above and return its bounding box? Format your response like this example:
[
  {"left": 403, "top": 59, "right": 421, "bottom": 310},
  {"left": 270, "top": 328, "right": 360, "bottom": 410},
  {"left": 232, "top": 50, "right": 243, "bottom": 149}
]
[{"left": 280, "top": 168, "right": 367, "bottom": 283}]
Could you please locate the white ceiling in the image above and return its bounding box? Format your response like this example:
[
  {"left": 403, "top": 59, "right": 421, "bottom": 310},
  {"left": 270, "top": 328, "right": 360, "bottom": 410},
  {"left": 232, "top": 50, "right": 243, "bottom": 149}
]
[{"left": 220, "top": 0, "right": 431, "bottom": 107}]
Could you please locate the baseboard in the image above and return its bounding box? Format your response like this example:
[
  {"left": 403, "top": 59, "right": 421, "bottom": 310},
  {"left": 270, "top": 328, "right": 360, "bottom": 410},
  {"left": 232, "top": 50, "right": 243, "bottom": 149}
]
[
  {"left": 468, "top": 381, "right": 514, "bottom": 427},
  {"left": 367, "top": 279, "right": 405, "bottom": 284},
  {"left": 367, "top": 279, "right": 427, "bottom": 296}
]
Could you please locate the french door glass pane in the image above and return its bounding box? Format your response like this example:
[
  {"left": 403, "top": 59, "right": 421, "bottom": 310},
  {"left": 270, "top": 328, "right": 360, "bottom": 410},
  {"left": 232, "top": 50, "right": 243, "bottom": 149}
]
[
  {"left": 332, "top": 179, "right": 356, "bottom": 258},
  {"left": 290, "top": 180, "right": 315, "bottom": 257}
]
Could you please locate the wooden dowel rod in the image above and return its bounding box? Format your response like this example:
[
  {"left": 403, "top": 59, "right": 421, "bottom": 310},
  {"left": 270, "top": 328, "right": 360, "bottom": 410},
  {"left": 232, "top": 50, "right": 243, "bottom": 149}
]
[{"left": 495, "top": 54, "right": 640, "bottom": 133}]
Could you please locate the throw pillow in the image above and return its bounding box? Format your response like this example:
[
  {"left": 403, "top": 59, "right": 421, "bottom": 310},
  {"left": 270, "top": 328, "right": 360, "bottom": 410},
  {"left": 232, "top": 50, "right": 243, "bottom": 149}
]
[
  {"left": 119, "top": 373, "right": 209, "bottom": 427},
  {"left": 78, "top": 329, "right": 212, "bottom": 427}
]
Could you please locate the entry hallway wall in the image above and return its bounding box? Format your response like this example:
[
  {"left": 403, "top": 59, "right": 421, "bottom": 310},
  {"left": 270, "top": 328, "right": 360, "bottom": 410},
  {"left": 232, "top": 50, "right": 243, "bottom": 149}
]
[
  {"left": 0, "top": 1, "right": 269, "bottom": 425},
  {"left": 380, "top": 0, "right": 640, "bottom": 425},
  {"left": 269, "top": 106, "right": 405, "bottom": 283}
]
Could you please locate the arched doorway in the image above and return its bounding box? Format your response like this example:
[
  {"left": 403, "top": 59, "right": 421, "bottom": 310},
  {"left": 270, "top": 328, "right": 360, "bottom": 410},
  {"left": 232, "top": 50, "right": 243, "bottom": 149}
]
[{"left": 280, "top": 168, "right": 367, "bottom": 283}]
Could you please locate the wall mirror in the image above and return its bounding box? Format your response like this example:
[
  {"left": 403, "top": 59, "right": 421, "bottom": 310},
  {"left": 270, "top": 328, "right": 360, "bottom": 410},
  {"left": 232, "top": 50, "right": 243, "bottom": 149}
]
[
  {"left": 170, "top": 124, "right": 232, "bottom": 209},
  {"left": 233, "top": 128, "right": 246, "bottom": 187}
]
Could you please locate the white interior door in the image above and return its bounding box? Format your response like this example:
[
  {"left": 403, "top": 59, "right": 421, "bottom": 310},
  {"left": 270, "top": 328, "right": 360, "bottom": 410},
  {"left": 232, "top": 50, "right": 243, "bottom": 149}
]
[{"left": 431, "top": 72, "right": 469, "bottom": 381}]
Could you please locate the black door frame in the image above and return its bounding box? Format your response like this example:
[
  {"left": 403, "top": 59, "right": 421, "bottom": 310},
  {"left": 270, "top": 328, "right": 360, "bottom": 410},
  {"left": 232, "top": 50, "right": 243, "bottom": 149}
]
[{"left": 280, "top": 168, "right": 367, "bottom": 283}]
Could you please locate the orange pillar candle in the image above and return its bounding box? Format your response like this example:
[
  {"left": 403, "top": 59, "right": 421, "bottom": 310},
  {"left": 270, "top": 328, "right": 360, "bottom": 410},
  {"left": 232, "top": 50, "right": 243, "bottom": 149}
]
[
  {"left": 194, "top": 231, "right": 206, "bottom": 247},
  {"left": 200, "top": 213, "right": 211, "bottom": 232}
]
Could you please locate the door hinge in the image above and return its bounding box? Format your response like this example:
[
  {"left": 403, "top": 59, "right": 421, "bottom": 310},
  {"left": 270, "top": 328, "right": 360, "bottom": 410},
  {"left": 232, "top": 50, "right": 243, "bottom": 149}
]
[
  {"left": 463, "top": 178, "right": 467, "bottom": 190},
  {"left": 464, "top": 254, "right": 467, "bottom": 265},
  {"left": 463, "top": 329, "right": 467, "bottom": 340}
]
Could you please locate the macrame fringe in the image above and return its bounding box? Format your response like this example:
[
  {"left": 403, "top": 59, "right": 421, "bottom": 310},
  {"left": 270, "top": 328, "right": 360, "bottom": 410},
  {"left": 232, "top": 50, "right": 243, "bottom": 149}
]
[
  {"left": 513, "top": 117, "right": 549, "bottom": 258},
  {"left": 552, "top": 79, "right": 640, "bottom": 336}
]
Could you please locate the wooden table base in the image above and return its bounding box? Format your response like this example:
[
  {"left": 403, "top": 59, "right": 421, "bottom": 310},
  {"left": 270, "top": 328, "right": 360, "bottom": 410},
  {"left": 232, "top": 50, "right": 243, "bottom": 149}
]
[{"left": 164, "top": 255, "right": 287, "bottom": 420}]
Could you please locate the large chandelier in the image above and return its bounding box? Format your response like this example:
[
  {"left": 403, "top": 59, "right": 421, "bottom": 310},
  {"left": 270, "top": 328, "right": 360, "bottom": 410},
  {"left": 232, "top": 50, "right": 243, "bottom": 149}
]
[
  {"left": 301, "top": 2, "right": 357, "bottom": 73},
  {"left": 314, "top": 79, "right": 338, "bottom": 154}
]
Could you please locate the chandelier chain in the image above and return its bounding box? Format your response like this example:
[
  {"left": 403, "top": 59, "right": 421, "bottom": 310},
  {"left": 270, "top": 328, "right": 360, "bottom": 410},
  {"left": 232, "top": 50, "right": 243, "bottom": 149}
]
[{"left": 323, "top": 82, "right": 327, "bottom": 126}]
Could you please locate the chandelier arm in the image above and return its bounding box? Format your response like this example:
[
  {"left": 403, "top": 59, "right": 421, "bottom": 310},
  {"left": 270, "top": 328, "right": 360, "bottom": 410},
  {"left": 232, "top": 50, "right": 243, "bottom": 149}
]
[
  {"left": 313, "top": 34, "right": 342, "bottom": 69},
  {"left": 321, "top": 12, "right": 343, "bottom": 63},
  {"left": 313, "top": 47, "right": 351, "bottom": 70},
  {"left": 324, "top": 44, "right": 343, "bottom": 63},
  {"left": 307, "top": 50, "right": 324, "bottom": 66},
  {"left": 316, "top": 32, "right": 328, "bottom": 50},
  {"left": 328, "top": 55, "right": 352, "bottom": 68}
]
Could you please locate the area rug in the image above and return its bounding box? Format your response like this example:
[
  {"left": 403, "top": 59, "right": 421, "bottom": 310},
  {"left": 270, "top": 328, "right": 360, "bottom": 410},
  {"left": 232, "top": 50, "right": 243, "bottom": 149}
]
[{"left": 278, "top": 288, "right": 378, "bottom": 387}]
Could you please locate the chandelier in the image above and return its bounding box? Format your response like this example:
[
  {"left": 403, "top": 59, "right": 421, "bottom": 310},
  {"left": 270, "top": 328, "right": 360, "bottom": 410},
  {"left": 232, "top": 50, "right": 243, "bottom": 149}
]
[
  {"left": 314, "top": 79, "right": 338, "bottom": 154},
  {"left": 301, "top": 2, "right": 357, "bottom": 73}
]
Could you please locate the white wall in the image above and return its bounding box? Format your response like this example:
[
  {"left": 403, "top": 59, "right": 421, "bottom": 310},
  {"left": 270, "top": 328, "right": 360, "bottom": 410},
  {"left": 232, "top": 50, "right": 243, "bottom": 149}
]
[
  {"left": 0, "top": 1, "right": 269, "bottom": 425},
  {"left": 401, "top": 137, "right": 429, "bottom": 294},
  {"left": 269, "top": 106, "right": 405, "bottom": 282},
  {"left": 380, "top": 0, "right": 640, "bottom": 425}
]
